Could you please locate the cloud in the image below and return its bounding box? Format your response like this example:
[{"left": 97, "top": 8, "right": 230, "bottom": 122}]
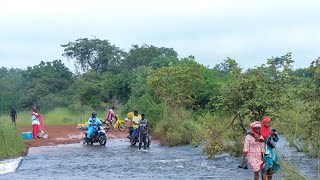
[{"left": 1, "top": 0, "right": 320, "bottom": 70}]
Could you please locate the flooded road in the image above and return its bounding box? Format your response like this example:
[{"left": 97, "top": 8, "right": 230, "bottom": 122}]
[{"left": 0, "top": 136, "right": 318, "bottom": 180}]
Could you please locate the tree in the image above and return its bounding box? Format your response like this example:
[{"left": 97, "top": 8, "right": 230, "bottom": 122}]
[
  {"left": 61, "top": 38, "right": 126, "bottom": 73},
  {"left": 303, "top": 59, "right": 320, "bottom": 154},
  {"left": 218, "top": 53, "right": 294, "bottom": 130},
  {"left": 0, "top": 68, "right": 24, "bottom": 113},
  {"left": 21, "top": 60, "right": 74, "bottom": 108},
  {"left": 214, "top": 57, "right": 241, "bottom": 74},
  {"left": 124, "top": 44, "right": 178, "bottom": 70},
  {"left": 147, "top": 57, "right": 205, "bottom": 108}
]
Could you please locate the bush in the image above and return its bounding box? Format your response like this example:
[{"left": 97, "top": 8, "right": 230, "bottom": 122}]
[
  {"left": 0, "top": 119, "right": 25, "bottom": 159},
  {"left": 196, "top": 114, "right": 245, "bottom": 158},
  {"left": 153, "top": 107, "right": 202, "bottom": 146}
]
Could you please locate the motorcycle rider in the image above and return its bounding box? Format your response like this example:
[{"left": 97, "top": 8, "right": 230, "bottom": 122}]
[
  {"left": 129, "top": 110, "right": 141, "bottom": 139},
  {"left": 105, "top": 106, "right": 118, "bottom": 128},
  {"left": 86, "top": 111, "right": 102, "bottom": 139},
  {"left": 138, "top": 114, "right": 149, "bottom": 151}
]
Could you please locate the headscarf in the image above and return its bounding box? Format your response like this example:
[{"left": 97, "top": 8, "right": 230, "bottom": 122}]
[
  {"left": 249, "top": 121, "right": 261, "bottom": 136},
  {"left": 261, "top": 116, "right": 271, "bottom": 139}
]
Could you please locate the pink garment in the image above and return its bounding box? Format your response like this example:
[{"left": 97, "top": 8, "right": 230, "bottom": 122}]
[
  {"left": 32, "top": 124, "right": 39, "bottom": 138},
  {"left": 107, "top": 109, "right": 115, "bottom": 120},
  {"left": 39, "top": 115, "right": 44, "bottom": 131},
  {"left": 243, "top": 134, "right": 265, "bottom": 172}
]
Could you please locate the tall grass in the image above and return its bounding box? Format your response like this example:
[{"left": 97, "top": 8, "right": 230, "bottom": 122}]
[
  {"left": 0, "top": 118, "right": 25, "bottom": 160},
  {"left": 0, "top": 108, "right": 123, "bottom": 126},
  {"left": 153, "top": 107, "right": 202, "bottom": 146},
  {"left": 278, "top": 153, "right": 308, "bottom": 180}
]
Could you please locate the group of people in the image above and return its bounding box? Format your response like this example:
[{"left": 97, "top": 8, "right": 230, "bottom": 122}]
[
  {"left": 240, "top": 116, "right": 280, "bottom": 180},
  {"left": 129, "top": 110, "right": 149, "bottom": 151},
  {"left": 85, "top": 108, "right": 149, "bottom": 151}
]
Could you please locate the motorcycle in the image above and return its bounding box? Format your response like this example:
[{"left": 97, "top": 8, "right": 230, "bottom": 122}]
[
  {"left": 84, "top": 125, "right": 107, "bottom": 146},
  {"left": 128, "top": 127, "right": 150, "bottom": 147},
  {"left": 103, "top": 115, "right": 126, "bottom": 132}
]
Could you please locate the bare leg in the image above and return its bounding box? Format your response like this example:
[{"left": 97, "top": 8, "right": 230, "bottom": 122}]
[
  {"left": 267, "top": 167, "right": 273, "bottom": 180},
  {"left": 254, "top": 172, "right": 259, "bottom": 180},
  {"left": 262, "top": 171, "right": 267, "bottom": 180}
]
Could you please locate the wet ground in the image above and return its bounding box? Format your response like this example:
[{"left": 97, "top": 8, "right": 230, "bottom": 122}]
[
  {"left": 1, "top": 136, "right": 318, "bottom": 179},
  {"left": 18, "top": 125, "right": 128, "bottom": 148},
  {"left": 0, "top": 138, "right": 263, "bottom": 180}
]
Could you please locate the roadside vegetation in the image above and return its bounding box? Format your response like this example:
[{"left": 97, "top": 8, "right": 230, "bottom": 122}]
[{"left": 0, "top": 118, "right": 25, "bottom": 159}]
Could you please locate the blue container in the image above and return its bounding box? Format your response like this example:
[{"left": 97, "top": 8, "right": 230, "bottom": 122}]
[{"left": 21, "top": 132, "right": 32, "bottom": 139}]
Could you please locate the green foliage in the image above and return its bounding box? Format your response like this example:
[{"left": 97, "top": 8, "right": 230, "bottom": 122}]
[
  {"left": 0, "top": 119, "right": 25, "bottom": 159},
  {"left": 302, "top": 59, "right": 320, "bottom": 155},
  {"left": 148, "top": 58, "right": 205, "bottom": 108},
  {"left": 0, "top": 108, "right": 106, "bottom": 126},
  {"left": 21, "top": 60, "right": 74, "bottom": 108},
  {"left": 0, "top": 68, "right": 24, "bottom": 114},
  {"left": 214, "top": 57, "right": 242, "bottom": 74},
  {"left": 218, "top": 53, "right": 294, "bottom": 122},
  {"left": 125, "top": 44, "right": 178, "bottom": 70},
  {"left": 153, "top": 107, "right": 201, "bottom": 146},
  {"left": 0, "top": 37, "right": 319, "bottom": 162},
  {"left": 62, "top": 38, "right": 127, "bottom": 73}
]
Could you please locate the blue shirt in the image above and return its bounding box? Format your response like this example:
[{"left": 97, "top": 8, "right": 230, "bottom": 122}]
[{"left": 88, "top": 117, "right": 102, "bottom": 127}]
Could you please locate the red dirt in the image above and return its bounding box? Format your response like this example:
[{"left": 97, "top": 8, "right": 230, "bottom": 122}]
[{"left": 18, "top": 125, "right": 129, "bottom": 148}]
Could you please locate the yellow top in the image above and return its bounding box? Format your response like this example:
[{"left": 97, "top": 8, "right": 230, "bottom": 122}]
[{"left": 132, "top": 115, "right": 141, "bottom": 129}]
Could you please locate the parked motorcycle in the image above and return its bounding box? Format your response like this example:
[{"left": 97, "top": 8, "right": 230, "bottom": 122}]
[{"left": 84, "top": 125, "right": 107, "bottom": 146}]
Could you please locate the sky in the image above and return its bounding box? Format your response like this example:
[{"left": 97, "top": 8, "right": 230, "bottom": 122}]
[{"left": 1, "top": 0, "right": 320, "bottom": 71}]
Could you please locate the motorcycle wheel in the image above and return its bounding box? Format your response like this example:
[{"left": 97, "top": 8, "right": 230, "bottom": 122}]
[
  {"left": 104, "top": 125, "right": 110, "bottom": 132},
  {"left": 118, "top": 122, "right": 126, "bottom": 131},
  {"left": 147, "top": 137, "right": 150, "bottom": 147},
  {"left": 99, "top": 134, "right": 107, "bottom": 146},
  {"left": 130, "top": 136, "right": 137, "bottom": 146}
]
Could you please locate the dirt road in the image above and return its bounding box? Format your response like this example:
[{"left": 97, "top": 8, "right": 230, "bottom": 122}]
[{"left": 18, "top": 125, "right": 129, "bottom": 148}]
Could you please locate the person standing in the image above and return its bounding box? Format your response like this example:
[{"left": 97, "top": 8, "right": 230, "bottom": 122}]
[
  {"left": 260, "top": 116, "right": 280, "bottom": 180},
  {"left": 31, "top": 106, "right": 40, "bottom": 138},
  {"left": 138, "top": 114, "right": 149, "bottom": 151},
  {"left": 10, "top": 107, "right": 17, "bottom": 126},
  {"left": 243, "top": 121, "right": 265, "bottom": 180}
]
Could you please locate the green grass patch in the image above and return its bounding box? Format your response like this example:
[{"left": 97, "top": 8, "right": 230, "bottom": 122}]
[
  {"left": 153, "top": 107, "right": 202, "bottom": 146},
  {"left": 0, "top": 119, "right": 26, "bottom": 160},
  {"left": 0, "top": 108, "right": 124, "bottom": 126}
]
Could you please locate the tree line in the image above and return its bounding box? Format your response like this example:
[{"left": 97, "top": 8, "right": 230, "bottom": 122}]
[{"left": 0, "top": 38, "right": 318, "bottom": 156}]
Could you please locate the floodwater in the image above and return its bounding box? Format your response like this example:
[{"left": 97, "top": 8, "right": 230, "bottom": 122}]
[{"left": 0, "top": 136, "right": 318, "bottom": 180}]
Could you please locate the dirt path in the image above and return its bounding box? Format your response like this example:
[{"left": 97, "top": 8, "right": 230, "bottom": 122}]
[{"left": 18, "top": 125, "right": 129, "bottom": 148}]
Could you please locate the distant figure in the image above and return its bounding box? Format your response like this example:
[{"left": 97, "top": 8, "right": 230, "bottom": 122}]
[
  {"left": 31, "top": 106, "right": 40, "bottom": 138},
  {"left": 10, "top": 107, "right": 17, "bottom": 126},
  {"left": 106, "top": 106, "right": 117, "bottom": 125}
]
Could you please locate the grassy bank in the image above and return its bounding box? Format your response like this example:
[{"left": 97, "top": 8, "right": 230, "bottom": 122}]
[
  {"left": 0, "top": 108, "right": 121, "bottom": 126},
  {"left": 0, "top": 119, "right": 26, "bottom": 160}
]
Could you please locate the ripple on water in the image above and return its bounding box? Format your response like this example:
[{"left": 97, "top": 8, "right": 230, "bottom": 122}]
[{"left": 0, "top": 138, "right": 318, "bottom": 180}]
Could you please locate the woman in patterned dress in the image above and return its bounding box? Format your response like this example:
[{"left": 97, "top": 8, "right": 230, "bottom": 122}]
[{"left": 243, "top": 121, "right": 265, "bottom": 180}]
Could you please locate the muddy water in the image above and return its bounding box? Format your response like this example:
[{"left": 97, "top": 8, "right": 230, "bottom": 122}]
[{"left": 0, "top": 137, "right": 318, "bottom": 180}]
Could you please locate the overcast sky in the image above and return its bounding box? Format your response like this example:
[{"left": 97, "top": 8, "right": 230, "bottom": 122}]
[{"left": 1, "top": 0, "right": 320, "bottom": 71}]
